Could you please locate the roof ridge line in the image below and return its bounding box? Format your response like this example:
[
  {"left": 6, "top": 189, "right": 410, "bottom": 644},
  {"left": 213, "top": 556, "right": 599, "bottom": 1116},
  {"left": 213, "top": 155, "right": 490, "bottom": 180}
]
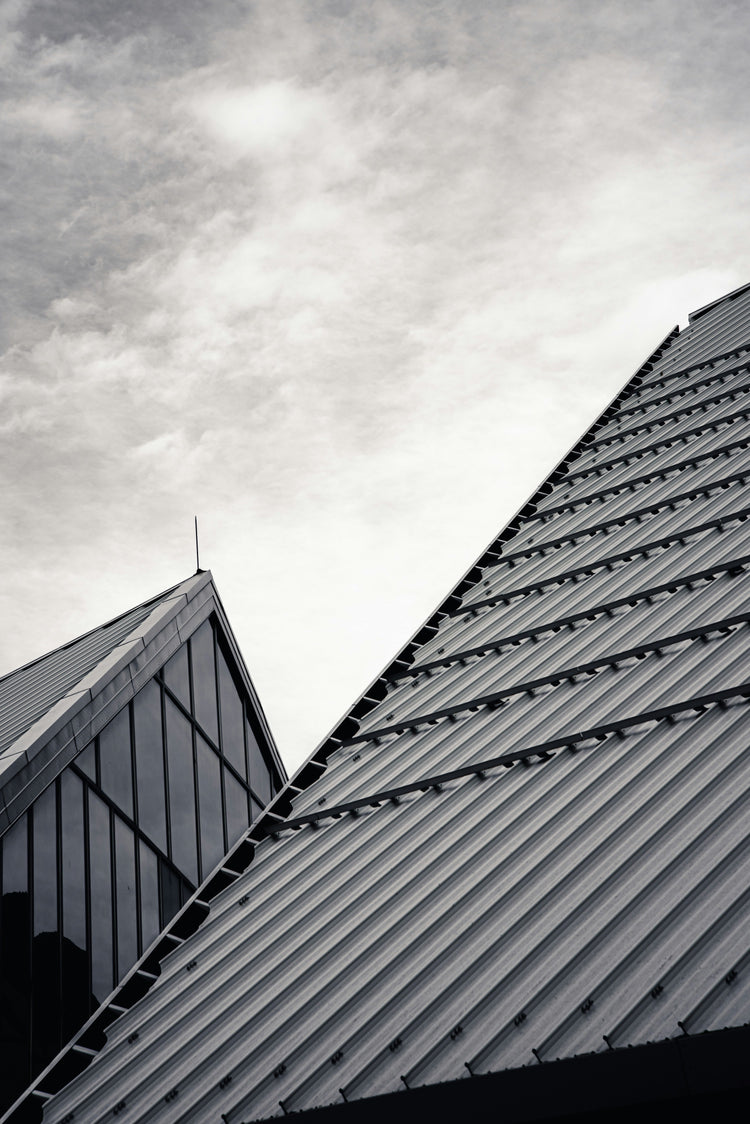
[{"left": 0, "top": 573, "right": 203, "bottom": 687}]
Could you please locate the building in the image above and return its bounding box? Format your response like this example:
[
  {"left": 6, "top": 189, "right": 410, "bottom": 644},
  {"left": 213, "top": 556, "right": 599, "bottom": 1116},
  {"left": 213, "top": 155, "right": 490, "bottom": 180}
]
[
  {"left": 0, "top": 573, "right": 286, "bottom": 1118},
  {"left": 5, "top": 282, "right": 750, "bottom": 1122}
]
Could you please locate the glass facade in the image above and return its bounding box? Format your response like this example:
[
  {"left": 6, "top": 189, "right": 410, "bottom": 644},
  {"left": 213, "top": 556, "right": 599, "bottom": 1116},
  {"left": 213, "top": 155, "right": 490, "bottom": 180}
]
[{"left": 0, "top": 615, "right": 282, "bottom": 1116}]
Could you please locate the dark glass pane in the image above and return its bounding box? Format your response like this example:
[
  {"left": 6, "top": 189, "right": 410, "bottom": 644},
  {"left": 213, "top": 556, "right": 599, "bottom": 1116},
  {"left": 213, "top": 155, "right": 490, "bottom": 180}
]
[
  {"left": 224, "top": 768, "right": 250, "bottom": 847},
  {"left": 2, "top": 812, "right": 27, "bottom": 894},
  {"left": 163, "top": 643, "right": 191, "bottom": 711},
  {"left": 75, "top": 740, "right": 96, "bottom": 782},
  {"left": 88, "top": 791, "right": 113, "bottom": 1003},
  {"left": 59, "top": 772, "right": 90, "bottom": 1043},
  {"left": 191, "top": 620, "right": 219, "bottom": 745},
  {"left": 196, "top": 735, "right": 224, "bottom": 877},
  {"left": 31, "top": 784, "right": 60, "bottom": 1067},
  {"left": 32, "top": 785, "right": 57, "bottom": 935},
  {"left": 217, "top": 647, "right": 245, "bottom": 777},
  {"left": 60, "top": 771, "right": 86, "bottom": 951},
  {"left": 139, "top": 842, "right": 160, "bottom": 952},
  {"left": 165, "top": 699, "right": 198, "bottom": 883},
  {"left": 114, "top": 817, "right": 137, "bottom": 980},
  {"left": 0, "top": 815, "right": 31, "bottom": 1108},
  {"left": 247, "top": 718, "right": 272, "bottom": 805},
  {"left": 99, "top": 706, "right": 133, "bottom": 819},
  {"left": 159, "top": 861, "right": 182, "bottom": 929},
  {"left": 133, "top": 679, "right": 168, "bottom": 853}
]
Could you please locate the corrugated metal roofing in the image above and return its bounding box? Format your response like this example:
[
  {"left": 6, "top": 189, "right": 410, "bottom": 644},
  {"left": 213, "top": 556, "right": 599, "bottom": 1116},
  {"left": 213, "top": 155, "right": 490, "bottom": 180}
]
[
  {"left": 0, "top": 581, "right": 184, "bottom": 760},
  {"left": 11, "top": 284, "right": 750, "bottom": 1124}
]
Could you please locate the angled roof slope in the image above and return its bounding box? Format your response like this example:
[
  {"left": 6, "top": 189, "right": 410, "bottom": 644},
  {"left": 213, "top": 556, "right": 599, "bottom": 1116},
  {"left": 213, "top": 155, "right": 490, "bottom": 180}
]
[
  {"left": 13, "top": 284, "right": 750, "bottom": 1124},
  {"left": 0, "top": 571, "right": 285, "bottom": 837},
  {"left": 0, "top": 579, "right": 187, "bottom": 760}
]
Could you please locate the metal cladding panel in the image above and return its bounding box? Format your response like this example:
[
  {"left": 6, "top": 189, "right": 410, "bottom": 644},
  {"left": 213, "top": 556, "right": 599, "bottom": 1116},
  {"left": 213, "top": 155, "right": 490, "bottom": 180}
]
[
  {"left": 593, "top": 364, "right": 750, "bottom": 442},
  {"left": 414, "top": 525, "right": 750, "bottom": 666},
  {"left": 525, "top": 443, "right": 750, "bottom": 530},
  {"left": 540, "top": 422, "right": 750, "bottom": 510},
  {"left": 470, "top": 486, "right": 749, "bottom": 594},
  {"left": 372, "top": 571, "right": 750, "bottom": 724},
  {"left": 0, "top": 576, "right": 212, "bottom": 762},
  {"left": 574, "top": 397, "right": 750, "bottom": 473},
  {"left": 15, "top": 287, "right": 750, "bottom": 1124},
  {"left": 0, "top": 598, "right": 158, "bottom": 758}
]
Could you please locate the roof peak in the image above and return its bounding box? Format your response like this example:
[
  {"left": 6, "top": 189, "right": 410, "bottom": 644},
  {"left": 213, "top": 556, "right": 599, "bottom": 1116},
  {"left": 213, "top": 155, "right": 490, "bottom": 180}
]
[{"left": 0, "top": 572, "right": 206, "bottom": 688}]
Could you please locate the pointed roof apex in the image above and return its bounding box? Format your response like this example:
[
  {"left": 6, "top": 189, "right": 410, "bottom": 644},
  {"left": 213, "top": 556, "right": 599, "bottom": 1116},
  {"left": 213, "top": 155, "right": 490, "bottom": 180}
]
[
  {"left": 0, "top": 572, "right": 209, "bottom": 759},
  {"left": 0, "top": 570, "right": 284, "bottom": 836}
]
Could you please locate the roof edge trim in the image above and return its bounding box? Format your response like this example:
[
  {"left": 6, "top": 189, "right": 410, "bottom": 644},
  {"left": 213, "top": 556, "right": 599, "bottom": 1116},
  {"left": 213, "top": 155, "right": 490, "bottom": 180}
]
[{"left": 688, "top": 280, "right": 750, "bottom": 324}]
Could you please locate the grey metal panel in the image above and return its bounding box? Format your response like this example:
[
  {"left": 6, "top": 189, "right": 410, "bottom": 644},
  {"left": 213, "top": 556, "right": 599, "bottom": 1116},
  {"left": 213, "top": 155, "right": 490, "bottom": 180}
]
[
  {"left": 575, "top": 389, "right": 750, "bottom": 472},
  {"left": 470, "top": 483, "right": 750, "bottom": 597},
  {"left": 643, "top": 289, "right": 750, "bottom": 380},
  {"left": 373, "top": 571, "right": 750, "bottom": 725},
  {"left": 0, "top": 596, "right": 159, "bottom": 757},
  {"left": 593, "top": 363, "right": 750, "bottom": 443},
  {"left": 545, "top": 417, "right": 750, "bottom": 508},
  {"left": 414, "top": 523, "right": 750, "bottom": 667},
  {"left": 515, "top": 447, "right": 750, "bottom": 545}
]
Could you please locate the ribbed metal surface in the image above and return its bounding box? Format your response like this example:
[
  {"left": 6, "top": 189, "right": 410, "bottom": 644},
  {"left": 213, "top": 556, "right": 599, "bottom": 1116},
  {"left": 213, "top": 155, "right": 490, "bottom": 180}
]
[
  {"left": 18, "top": 286, "right": 750, "bottom": 1124},
  {"left": 0, "top": 589, "right": 176, "bottom": 759}
]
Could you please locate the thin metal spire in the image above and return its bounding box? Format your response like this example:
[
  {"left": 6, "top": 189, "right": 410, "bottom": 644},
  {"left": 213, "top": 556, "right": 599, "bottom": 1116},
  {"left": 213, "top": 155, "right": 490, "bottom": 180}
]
[{"left": 194, "top": 515, "right": 201, "bottom": 572}]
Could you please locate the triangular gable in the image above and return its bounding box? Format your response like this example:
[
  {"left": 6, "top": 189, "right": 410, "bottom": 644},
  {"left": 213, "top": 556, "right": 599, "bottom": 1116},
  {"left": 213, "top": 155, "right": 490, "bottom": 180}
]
[{"left": 0, "top": 572, "right": 285, "bottom": 837}]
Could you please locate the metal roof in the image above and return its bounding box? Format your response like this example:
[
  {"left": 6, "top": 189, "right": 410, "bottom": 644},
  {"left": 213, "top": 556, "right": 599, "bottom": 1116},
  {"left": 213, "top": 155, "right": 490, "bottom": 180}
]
[
  {"left": 0, "top": 571, "right": 285, "bottom": 837},
  {"left": 9, "top": 283, "right": 750, "bottom": 1123},
  {"left": 0, "top": 580, "right": 184, "bottom": 760}
]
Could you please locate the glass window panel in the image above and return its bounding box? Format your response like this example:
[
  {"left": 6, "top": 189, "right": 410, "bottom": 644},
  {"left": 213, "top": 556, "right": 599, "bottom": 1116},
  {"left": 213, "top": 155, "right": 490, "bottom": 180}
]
[
  {"left": 0, "top": 814, "right": 31, "bottom": 1103},
  {"left": 159, "top": 861, "right": 182, "bottom": 929},
  {"left": 163, "top": 643, "right": 191, "bottom": 711},
  {"left": 60, "top": 771, "right": 86, "bottom": 951},
  {"left": 31, "top": 786, "right": 61, "bottom": 1066},
  {"left": 247, "top": 718, "right": 272, "bottom": 805},
  {"left": 61, "top": 940, "right": 91, "bottom": 1044},
  {"left": 190, "top": 620, "right": 219, "bottom": 745},
  {"left": 59, "top": 772, "right": 90, "bottom": 1043},
  {"left": 114, "top": 817, "right": 137, "bottom": 980},
  {"left": 2, "top": 812, "right": 28, "bottom": 894},
  {"left": 139, "top": 842, "right": 160, "bottom": 952},
  {"left": 98, "top": 706, "right": 133, "bottom": 819},
  {"left": 32, "top": 934, "right": 60, "bottom": 1074},
  {"left": 223, "top": 768, "right": 250, "bottom": 847},
  {"left": 133, "top": 679, "right": 167, "bottom": 853},
  {"left": 165, "top": 699, "right": 198, "bottom": 883},
  {"left": 88, "top": 791, "right": 113, "bottom": 1003},
  {"left": 216, "top": 647, "right": 245, "bottom": 777},
  {"left": 75, "top": 740, "right": 96, "bottom": 782},
  {"left": 196, "top": 736, "right": 225, "bottom": 877},
  {"left": 33, "top": 785, "right": 57, "bottom": 935}
]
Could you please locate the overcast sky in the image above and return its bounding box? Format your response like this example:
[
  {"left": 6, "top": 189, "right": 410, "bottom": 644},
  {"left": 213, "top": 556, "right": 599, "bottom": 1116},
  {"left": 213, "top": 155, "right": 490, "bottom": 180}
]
[{"left": 1, "top": 0, "right": 749, "bottom": 773}]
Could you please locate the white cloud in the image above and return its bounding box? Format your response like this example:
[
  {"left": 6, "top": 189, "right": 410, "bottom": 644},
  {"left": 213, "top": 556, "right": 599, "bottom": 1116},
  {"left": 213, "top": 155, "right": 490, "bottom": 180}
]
[
  {"left": 188, "top": 81, "right": 333, "bottom": 158},
  {"left": 2, "top": 95, "right": 83, "bottom": 136}
]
